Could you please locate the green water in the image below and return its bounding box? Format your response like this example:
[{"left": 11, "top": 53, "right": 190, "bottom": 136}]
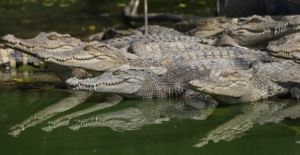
[
  {"left": 1, "top": 88, "right": 300, "bottom": 155},
  {"left": 1, "top": 0, "right": 300, "bottom": 154},
  {"left": 0, "top": 0, "right": 215, "bottom": 38}
]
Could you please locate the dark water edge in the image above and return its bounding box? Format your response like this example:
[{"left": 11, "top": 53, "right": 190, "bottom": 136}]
[
  {"left": 1, "top": 88, "right": 300, "bottom": 155},
  {"left": 0, "top": 0, "right": 216, "bottom": 38}
]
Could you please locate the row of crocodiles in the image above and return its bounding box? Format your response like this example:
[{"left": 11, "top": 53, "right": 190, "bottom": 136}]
[
  {"left": 4, "top": 15, "right": 300, "bottom": 147},
  {"left": 2, "top": 14, "right": 300, "bottom": 105}
]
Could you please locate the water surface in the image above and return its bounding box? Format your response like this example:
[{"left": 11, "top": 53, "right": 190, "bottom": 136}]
[{"left": 1, "top": 88, "right": 300, "bottom": 155}]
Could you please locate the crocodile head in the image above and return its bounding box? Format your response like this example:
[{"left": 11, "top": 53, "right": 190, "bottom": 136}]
[
  {"left": 267, "top": 33, "right": 300, "bottom": 58},
  {"left": 1, "top": 32, "right": 81, "bottom": 56},
  {"left": 189, "top": 68, "right": 253, "bottom": 104},
  {"left": 37, "top": 41, "right": 134, "bottom": 74},
  {"left": 216, "top": 15, "right": 300, "bottom": 47},
  {"left": 66, "top": 65, "right": 161, "bottom": 98}
]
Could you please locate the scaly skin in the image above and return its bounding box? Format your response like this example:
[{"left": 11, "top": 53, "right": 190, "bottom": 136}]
[
  {"left": 189, "top": 60, "right": 300, "bottom": 104},
  {"left": 65, "top": 57, "right": 268, "bottom": 99},
  {"left": 66, "top": 65, "right": 178, "bottom": 98},
  {"left": 37, "top": 41, "right": 281, "bottom": 75},
  {"left": 36, "top": 34, "right": 218, "bottom": 76},
  {"left": 100, "top": 34, "right": 215, "bottom": 49},
  {"left": 83, "top": 25, "right": 182, "bottom": 41},
  {"left": 215, "top": 15, "right": 300, "bottom": 47},
  {"left": 174, "top": 18, "right": 237, "bottom": 38},
  {"left": 1, "top": 32, "right": 81, "bottom": 56},
  {"left": 38, "top": 41, "right": 138, "bottom": 75},
  {"left": 1, "top": 32, "right": 92, "bottom": 81},
  {"left": 267, "top": 33, "right": 300, "bottom": 58}
]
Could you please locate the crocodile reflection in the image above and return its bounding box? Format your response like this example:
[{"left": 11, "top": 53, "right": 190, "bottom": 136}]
[
  {"left": 9, "top": 92, "right": 218, "bottom": 135},
  {"left": 193, "top": 100, "right": 300, "bottom": 147},
  {"left": 8, "top": 90, "right": 93, "bottom": 136},
  {"left": 57, "top": 97, "right": 218, "bottom": 132},
  {"left": 42, "top": 99, "right": 120, "bottom": 132}
]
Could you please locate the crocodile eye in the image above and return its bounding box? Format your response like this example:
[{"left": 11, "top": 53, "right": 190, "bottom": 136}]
[
  {"left": 113, "top": 70, "right": 122, "bottom": 75},
  {"left": 62, "top": 36, "right": 71, "bottom": 39},
  {"left": 48, "top": 35, "right": 58, "bottom": 40},
  {"left": 62, "top": 34, "right": 71, "bottom": 38},
  {"left": 97, "top": 44, "right": 110, "bottom": 49},
  {"left": 84, "top": 46, "right": 93, "bottom": 51},
  {"left": 250, "top": 18, "right": 261, "bottom": 23},
  {"left": 221, "top": 71, "right": 230, "bottom": 77}
]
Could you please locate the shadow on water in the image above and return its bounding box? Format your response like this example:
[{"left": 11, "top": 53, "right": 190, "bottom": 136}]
[{"left": 1, "top": 88, "right": 300, "bottom": 155}]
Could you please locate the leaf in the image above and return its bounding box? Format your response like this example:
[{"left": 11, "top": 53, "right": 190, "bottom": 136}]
[{"left": 14, "top": 78, "right": 37, "bottom": 83}]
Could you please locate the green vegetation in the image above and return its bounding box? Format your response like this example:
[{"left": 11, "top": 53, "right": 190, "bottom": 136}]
[{"left": 17, "top": 65, "right": 38, "bottom": 72}]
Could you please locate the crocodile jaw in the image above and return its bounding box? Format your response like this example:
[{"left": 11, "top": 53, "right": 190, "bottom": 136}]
[
  {"left": 189, "top": 79, "right": 248, "bottom": 98},
  {"left": 189, "top": 69, "right": 251, "bottom": 104},
  {"left": 1, "top": 33, "right": 80, "bottom": 56},
  {"left": 267, "top": 34, "right": 300, "bottom": 59},
  {"left": 227, "top": 18, "right": 300, "bottom": 46},
  {"left": 66, "top": 75, "right": 145, "bottom": 96},
  {"left": 36, "top": 42, "right": 124, "bottom": 72},
  {"left": 42, "top": 56, "right": 119, "bottom": 72}
]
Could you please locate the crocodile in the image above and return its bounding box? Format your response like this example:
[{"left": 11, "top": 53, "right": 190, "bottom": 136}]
[
  {"left": 214, "top": 15, "right": 300, "bottom": 47},
  {"left": 267, "top": 32, "right": 300, "bottom": 58},
  {"left": 37, "top": 40, "right": 282, "bottom": 76},
  {"left": 1, "top": 32, "right": 92, "bottom": 81},
  {"left": 1, "top": 32, "right": 126, "bottom": 125},
  {"left": 99, "top": 34, "right": 215, "bottom": 50},
  {"left": 174, "top": 17, "right": 238, "bottom": 38},
  {"left": 189, "top": 60, "right": 300, "bottom": 104},
  {"left": 64, "top": 55, "right": 277, "bottom": 99},
  {"left": 0, "top": 30, "right": 186, "bottom": 67},
  {"left": 66, "top": 64, "right": 204, "bottom": 98},
  {"left": 1, "top": 32, "right": 81, "bottom": 56},
  {"left": 2, "top": 32, "right": 215, "bottom": 68}
]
